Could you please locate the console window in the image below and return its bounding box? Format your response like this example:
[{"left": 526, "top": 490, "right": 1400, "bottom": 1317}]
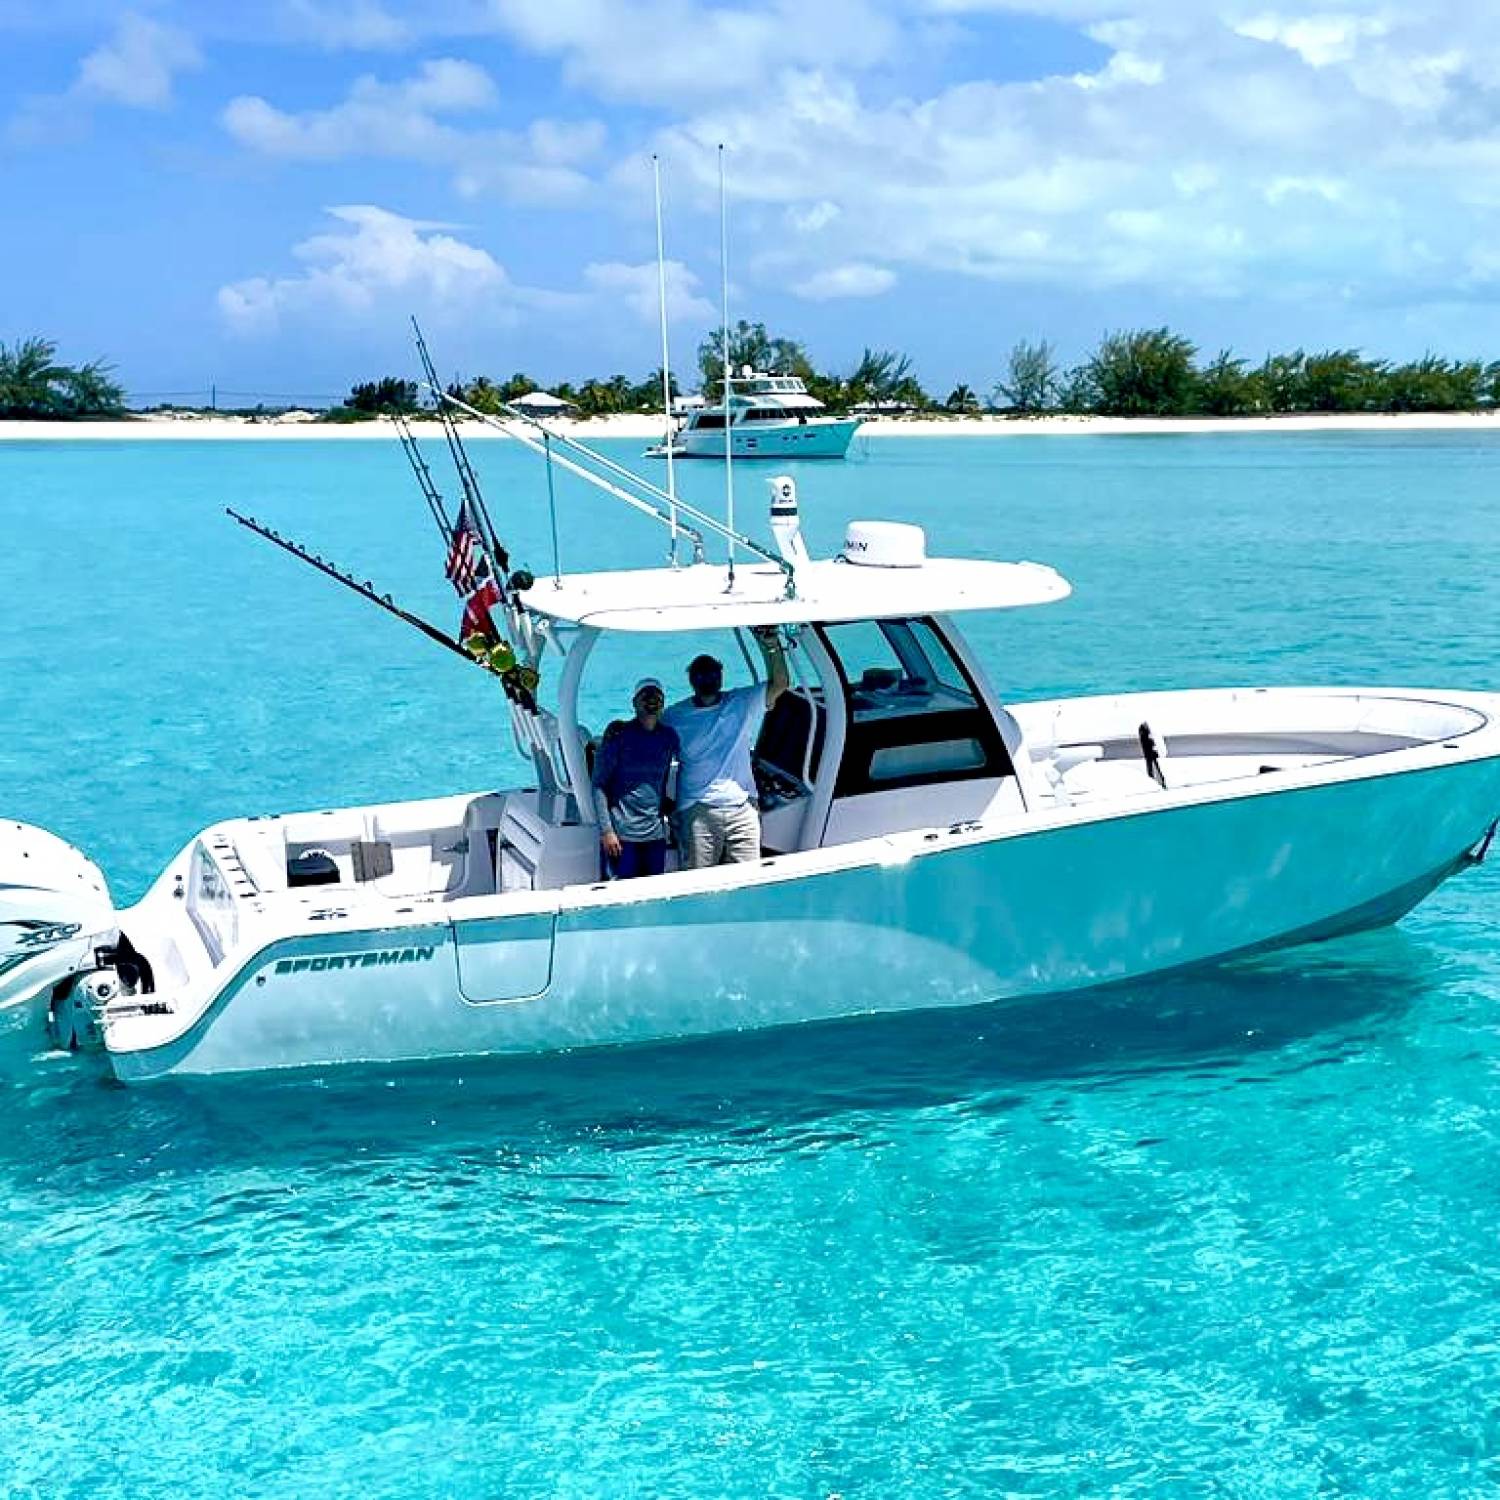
[
  {"left": 819, "top": 617, "right": 1008, "bottom": 795},
  {"left": 822, "top": 618, "right": 977, "bottom": 722}
]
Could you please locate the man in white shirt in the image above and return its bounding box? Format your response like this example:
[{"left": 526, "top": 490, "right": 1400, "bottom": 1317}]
[{"left": 664, "top": 627, "right": 790, "bottom": 868}]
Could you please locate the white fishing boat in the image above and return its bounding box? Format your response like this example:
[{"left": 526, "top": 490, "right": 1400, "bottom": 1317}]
[
  {"left": 650, "top": 371, "right": 863, "bottom": 460},
  {"left": 3, "top": 412, "right": 1499, "bottom": 1083}
]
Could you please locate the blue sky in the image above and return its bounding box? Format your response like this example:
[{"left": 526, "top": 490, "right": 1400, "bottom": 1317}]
[{"left": 4, "top": 0, "right": 1499, "bottom": 403}]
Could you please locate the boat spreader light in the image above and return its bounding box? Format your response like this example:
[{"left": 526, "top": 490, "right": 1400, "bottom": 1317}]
[{"left": 841, "top": 520, "right": 927, "bottom": 569}]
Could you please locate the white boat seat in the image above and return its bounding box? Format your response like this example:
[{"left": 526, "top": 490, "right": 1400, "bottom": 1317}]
[
  {"left": 1060, "top": 758, "right": 1167, "bottom": 803},
  {"left": 498, "top": 799, "right": 548, "bottom": 891},
  {"left": 495, "top": 796, "right": 601, "bottom": 891}
]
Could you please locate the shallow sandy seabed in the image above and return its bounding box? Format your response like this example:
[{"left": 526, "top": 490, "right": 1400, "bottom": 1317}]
[{"left": 2, "top": 410, "right": 1498, "bottom": 441}]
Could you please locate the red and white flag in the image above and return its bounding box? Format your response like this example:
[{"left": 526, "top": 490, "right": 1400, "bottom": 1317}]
[{"left": 461, "top": 577, "right": 502, "bottom": 644}]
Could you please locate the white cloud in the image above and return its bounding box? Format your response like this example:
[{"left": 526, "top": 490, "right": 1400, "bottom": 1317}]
[
  {"left": 1235, "top": 13, "right": 1387, "bottom": 70},
  {"left": 76, "top": 12, "right": 201, "bottom": 108},
  {"left": 793, "top": 263, "right": 897, "bottom": 300},
  {"left": 222, "top": 59, "right": 604, "bottom": 205},
  {"left": 486, "top": 0, "right": 901, "bottom": 103},
  {"left": 166, "top": 0, "right": 1500, "bottom": 329},
  {"left": 1265, "top": 175, "right": 1347, "bottom": 206},
  {"left": 1172, "top": 164, "right": 1220, "bottom": 198},
  {"left": 216, "top": 207, "right": 713, "bottom": 342},
  {"left": 453, "top": 162, "right": 593, "bottom": 204},
  {"left": 582, "top": 260, "right": 716, "bottom": 325},
  {"left": 217, "top": 205, "right": 520, "bottom": 333},
  {"left": 275, "top": 0, "right": 413, "bottom": 50},
  {"left": 223, "top": 59, "right": 497, "bottom": 160},
  {"left": 6, "top": 11, "right": 200, "bottom": 140},
  {"left": 788, "top": 200, "right": 841, "bottom": 234},
  {"left": 449, "top": 118, "right": 606, "bottom": 202},
  {"left": 626, "top": 3, "right": 1500, "bottom": 312},
  {"left": 526, "top": 117, "right": 607, "bottom": 166}
]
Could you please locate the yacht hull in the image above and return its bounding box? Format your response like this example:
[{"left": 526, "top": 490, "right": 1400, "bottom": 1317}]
[
  {"left": 669, "top": 418, "right": 861, "bottom": 460},
  {"left": 103, "top": 746, "right": 1500, "bottom": 1081}
]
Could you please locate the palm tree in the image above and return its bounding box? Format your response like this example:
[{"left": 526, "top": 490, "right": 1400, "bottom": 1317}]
[
  {"left": 604, "top": 373, "right": 633, "bottom": 412},
  {"left": 0, "top": 336, "right": 68, "bottom": 417},
  {"left": 944, "top": 383, "right": 980, "bottom": 414},
  {"left": 56, "top": 360, "right": 124, "bottom": 417},
  {"left": 847, "top": 348, "right": 928, "bottom": 409},
  {"left": 348, "top": 377, "right": 419, "bottom": 414},
  {"left": 459, "top": 375, "right": 504, "bottom": 414}
]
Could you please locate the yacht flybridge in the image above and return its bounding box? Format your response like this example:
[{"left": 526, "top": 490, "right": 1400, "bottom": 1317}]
[
  {"left": 3, "top": 357, "right": 1499, "bottom": 1083},
  {"left": 651, "top": 370, "right": 863, "bottom": 460}
]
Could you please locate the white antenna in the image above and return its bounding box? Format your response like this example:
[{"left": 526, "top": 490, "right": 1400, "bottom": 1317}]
[
  {"left": 652, "top": 154, "right": 680, "bottom": 567},
  {"left": 718, "top": 142, "right": 735, "bottom": 589}
]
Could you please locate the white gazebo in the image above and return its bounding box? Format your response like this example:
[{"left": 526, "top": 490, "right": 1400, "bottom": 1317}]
[{"left": 513, "top": 390, "right": 576, "bottom": 418}]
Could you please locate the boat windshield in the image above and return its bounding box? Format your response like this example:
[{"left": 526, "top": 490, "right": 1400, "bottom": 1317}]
[
  {"left": 819, "top": 616, "right": 1009, "bottom": 793},
  {"left": 821, "top": 617, "right": 977, "bottom": 720}
]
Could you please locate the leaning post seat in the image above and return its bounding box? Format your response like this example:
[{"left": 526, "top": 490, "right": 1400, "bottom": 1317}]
[{"left": 754, "top": 689, "right": 824, "bottom": 789}]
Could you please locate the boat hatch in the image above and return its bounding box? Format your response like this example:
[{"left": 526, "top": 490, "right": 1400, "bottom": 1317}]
[{"left": 452, "top": 913, "right": 556, "bottom": 1004}]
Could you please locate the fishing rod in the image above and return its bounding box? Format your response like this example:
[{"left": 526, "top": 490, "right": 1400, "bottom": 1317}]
[
  {"left": 225, "top": 508, "right": 499, "bottom": 678},
  {"left": 410, "top": 318, "right": 509, "bottom": 582},
  {"left": 390, "top": 410, "right": 454, "bottom": 548}
]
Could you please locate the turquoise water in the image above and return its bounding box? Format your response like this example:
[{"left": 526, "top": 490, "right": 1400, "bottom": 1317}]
[{"left": 4, "top": 431, "right": 1500, "bottom": 1495}]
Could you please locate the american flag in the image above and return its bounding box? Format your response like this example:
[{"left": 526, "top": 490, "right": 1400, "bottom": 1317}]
[{"left": 444, "top": 499, "right": 484, "bottom": 596}]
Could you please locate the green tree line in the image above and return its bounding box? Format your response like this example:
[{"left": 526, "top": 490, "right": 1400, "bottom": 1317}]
[
  {"left": 15, "top": 323, "right": 1492, "bottom": 425},
  {"left": 352, "top": 323, "right": 1500, "bottom": 422},
  {"left": 0, "top": 337, "right": 124, "bottom": 419},
  {"left": 994, "top": 331, "right": 1500, "bottom": 417},
  {"left": 357, "top": 322, "right": 934, "bottom": 420}
]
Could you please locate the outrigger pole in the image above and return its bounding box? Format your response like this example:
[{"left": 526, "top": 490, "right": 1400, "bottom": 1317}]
[
  {"left": 718, "top": 142, "right": 736, "bottom": 589},
  {"left": 652, "top": 153, "right": 681, "bottom": 565},
  {"left": 432, "top": 386, "right": 796, "bottom": 594},
  {"left": 225, "top": 509, "right": 497, "bottom": 677}
]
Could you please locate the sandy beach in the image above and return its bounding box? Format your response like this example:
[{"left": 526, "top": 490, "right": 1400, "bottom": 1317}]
[{"left": 1, "top": 410, "right": 1497, "bottom": 441}]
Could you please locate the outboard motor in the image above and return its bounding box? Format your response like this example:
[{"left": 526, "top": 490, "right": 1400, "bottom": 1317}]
[{"left": 0, "top": 821, "right": 117, "bottom": 1057}]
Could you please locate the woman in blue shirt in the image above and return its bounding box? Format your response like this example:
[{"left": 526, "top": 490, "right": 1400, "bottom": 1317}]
[{"left": 591, "top": 678, "right": 680, "bottom": 879}]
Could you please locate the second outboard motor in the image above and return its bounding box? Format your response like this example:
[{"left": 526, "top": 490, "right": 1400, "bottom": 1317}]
[{"left": 0, "top": 821, "right": 117, "bottom": 1059}]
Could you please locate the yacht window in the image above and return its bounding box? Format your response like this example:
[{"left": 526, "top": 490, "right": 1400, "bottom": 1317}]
[{"left": 694, "top": 412, "right": 726, "bottom": 429}]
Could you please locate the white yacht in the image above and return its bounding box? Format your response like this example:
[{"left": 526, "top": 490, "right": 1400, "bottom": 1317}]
[
  {"left": 654, "top": 371, "right": 862, "bottom": 460},
  {"left": 4, "top": 405, "right": 1499, "bottom": 1084}
]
